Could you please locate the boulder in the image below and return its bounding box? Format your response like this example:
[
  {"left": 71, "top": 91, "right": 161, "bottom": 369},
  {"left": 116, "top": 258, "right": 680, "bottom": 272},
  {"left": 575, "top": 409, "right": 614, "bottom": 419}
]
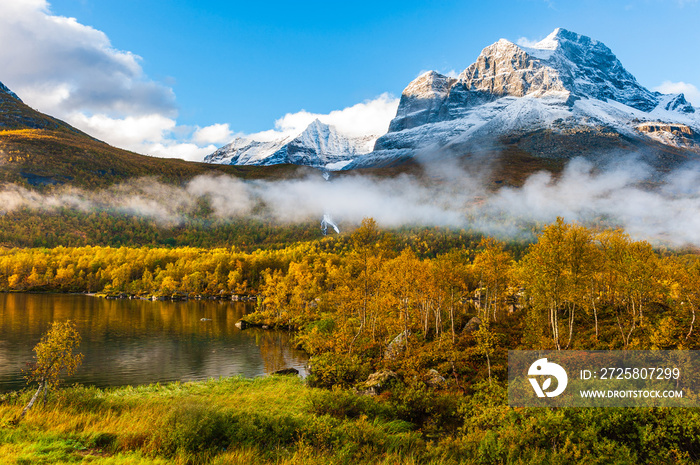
[
  {"left": 361, "top": 370, "right": 397, "bottom": 395},
  {"left": 272, "top": 368, "right": 299, "bottom": 376},
  {"left": 425, "top": 369, "right": 446, "bottom": 388},
  {"left": 384, "top": 330, "right": 410, "bottom": 359},
  {"left": 463, "top": 316, "right": 482, "bottom": 334}
]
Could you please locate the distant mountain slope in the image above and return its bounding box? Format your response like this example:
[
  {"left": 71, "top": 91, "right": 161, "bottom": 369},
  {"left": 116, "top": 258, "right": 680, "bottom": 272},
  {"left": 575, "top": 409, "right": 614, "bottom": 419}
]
[
  {"left": 204, "top": 119, "right": 377, "bottom": 170},
  {"left": 0, "top": 81, "right": 312, "bottom": 189}
]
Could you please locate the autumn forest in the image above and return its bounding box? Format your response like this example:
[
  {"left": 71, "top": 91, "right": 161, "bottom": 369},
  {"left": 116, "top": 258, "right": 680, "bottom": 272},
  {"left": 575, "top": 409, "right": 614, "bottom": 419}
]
[{"left": 3, "top": 217, "right": 700, "bottom": 463}]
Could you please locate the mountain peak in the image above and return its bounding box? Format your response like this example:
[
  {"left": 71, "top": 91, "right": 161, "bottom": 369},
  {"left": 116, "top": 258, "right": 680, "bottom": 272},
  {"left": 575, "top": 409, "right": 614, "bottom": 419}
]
[
  {"left": 488, "top": 29, "right": 584, "bottom": 56},
  {"left": 533, "top": 27, "right": 569, "bottom": 48},
  {"left": 403, "top": 71, "right": 454, "bottom": 99},
  {"left": 368, "top": 28, "right": 700, "bottom": 169},
  {"left": 205, "top": 118, "right": 377, "bottom": 169},
  {"left": 494, "top": 37, "right": 516, "bottom": 47},
  {"left": 465, "top": 28, "right": 658, "bottom": 111},
  {"left": 306, "top": 118, "right": 327, "bottom": 130},
  {"left": 530, "top": 28, "right": 601, "bottom": 50}
]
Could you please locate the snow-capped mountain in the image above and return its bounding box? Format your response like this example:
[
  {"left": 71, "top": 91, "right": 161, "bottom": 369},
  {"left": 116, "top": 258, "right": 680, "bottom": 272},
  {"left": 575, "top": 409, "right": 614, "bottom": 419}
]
[
  {"left": 206, "top": 28, "right": 700, "bottom": 171},
  {"left": 358, "top": 28, "right": 699, "bottom": 168},
  {"left": 204, "top": 119, "right": 377, "bottom": 170}
]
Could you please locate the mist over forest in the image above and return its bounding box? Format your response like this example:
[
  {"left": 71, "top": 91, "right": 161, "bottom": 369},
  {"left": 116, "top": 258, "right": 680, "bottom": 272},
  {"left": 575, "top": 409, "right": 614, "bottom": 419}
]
[{"left": 2, "top": 155, "right": 700, "bottom": 247}]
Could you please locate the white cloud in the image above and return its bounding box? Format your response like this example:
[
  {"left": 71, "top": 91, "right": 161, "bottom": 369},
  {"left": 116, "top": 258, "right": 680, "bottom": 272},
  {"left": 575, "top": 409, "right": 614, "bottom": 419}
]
[
  {"left": 68, "top": 113, "right": 176, "bottom": 149},
  {"left": 0, "top": 2, "right": 398, "bottom": 162},
  {"left": 516, "top": 37, "right": 541, "bottom": 48},
  {"left": 0, "top": 1, "right": 174, "bottom": 119},
  {"left": 653, "top": 81, "right": 700, "bottom": 107},
  {"left": 247, "top": 93, "right": 399, "bottom": 142},
  {"left": 0, "top": 1, "right": 221, "bottom": 161},
  {"left": 147, "top": 142, "right": 217, "bottom": 162},
  {"left": 65, "top": 113, "right": 217, "bottom": 161},
  {"left": 193, "top": 124, "right": 234, "bottom": 145},
  {"left": 5, "top": 156, "right": 700, "bottom": 247}
]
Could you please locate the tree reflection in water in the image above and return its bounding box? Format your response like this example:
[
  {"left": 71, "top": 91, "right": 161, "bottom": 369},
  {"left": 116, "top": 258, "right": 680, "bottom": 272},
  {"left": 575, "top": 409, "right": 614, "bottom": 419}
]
[{"left": 0, "top": 293, "right": 307, "bottom": 392}]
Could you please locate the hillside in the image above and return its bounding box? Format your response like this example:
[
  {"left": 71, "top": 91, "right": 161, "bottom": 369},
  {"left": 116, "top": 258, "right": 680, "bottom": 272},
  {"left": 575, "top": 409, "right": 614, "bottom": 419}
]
[{"left": 0, "top": 82, "right": 313, "bottom": 189}]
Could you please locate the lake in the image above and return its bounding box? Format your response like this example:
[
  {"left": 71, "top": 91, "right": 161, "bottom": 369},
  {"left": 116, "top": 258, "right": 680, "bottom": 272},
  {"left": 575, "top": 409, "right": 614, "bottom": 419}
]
[{"left": 0, "top": 293, "right": 308, "bottom": 392}]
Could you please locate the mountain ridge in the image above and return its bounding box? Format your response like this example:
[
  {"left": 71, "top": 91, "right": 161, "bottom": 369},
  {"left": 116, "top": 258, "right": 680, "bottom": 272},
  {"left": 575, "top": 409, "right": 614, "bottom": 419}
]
[
  {"left": 358, "top": 28, "right": 699, "bottom": 169},
  {"left": 204, "top": 118, "right": 376, "bottom": 170},
  {"left": 205, "top": 28, "right": 700, "bottom": 172},
  {"left": 0, "top": 80, "right": 314, "bottom": 189}
]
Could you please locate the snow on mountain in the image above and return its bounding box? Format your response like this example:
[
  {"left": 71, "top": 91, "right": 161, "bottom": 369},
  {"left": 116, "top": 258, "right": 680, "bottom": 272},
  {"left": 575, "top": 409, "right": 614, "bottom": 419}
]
[
  {"left": 205, "top": 28, "right": 699, "bottom": 171},
  {"left": 204, "top": 119, "right": 377, "bottom": 169},
  {"left": 354, "top": 28, "right": 699, "bottom": 168}
]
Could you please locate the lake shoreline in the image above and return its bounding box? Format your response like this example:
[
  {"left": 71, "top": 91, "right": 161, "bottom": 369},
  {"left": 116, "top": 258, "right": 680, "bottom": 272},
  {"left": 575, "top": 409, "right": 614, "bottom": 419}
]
[{"left": 0, "top": 293, "right": 308, "bottom": 392}]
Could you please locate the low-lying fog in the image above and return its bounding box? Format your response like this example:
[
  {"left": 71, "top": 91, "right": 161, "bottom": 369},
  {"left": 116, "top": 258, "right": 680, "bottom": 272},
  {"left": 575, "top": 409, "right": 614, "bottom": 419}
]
[{"left": 2, "top": 156, "right": 700, "bottom": 247}]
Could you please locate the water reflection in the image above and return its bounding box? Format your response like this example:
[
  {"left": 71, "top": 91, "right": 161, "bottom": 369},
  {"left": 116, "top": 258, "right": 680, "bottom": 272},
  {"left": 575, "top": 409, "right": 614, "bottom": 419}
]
[{"left": 0, "top": 294, "right": 308, "bottom": 392}]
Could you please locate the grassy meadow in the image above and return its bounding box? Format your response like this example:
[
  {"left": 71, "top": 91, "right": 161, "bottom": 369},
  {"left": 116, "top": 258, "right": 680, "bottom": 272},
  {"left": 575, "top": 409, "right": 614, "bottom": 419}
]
[{"left": 2, "top": 374, "right": 700, "bottom": 464}]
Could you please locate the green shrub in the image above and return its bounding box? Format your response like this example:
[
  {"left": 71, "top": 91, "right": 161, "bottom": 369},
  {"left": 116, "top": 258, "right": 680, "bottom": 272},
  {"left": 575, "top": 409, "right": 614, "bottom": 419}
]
[
  {"left": 306, "top": 317, "right": 335, "bottom": 334},
  {"left": 306, "top": 353, "right": 372, "bottom": 389},
  {"left": 155, "top": 400, "right": 306, "bottom": 460},
  {"left": 389, "top": 383, "right": 464, "bottom": 435},
  {"left": 159, "top": 402, "right": 231, "bottom": 456},
  {"left": 307, "top": 387, "right": 398, "bottom": 421}
]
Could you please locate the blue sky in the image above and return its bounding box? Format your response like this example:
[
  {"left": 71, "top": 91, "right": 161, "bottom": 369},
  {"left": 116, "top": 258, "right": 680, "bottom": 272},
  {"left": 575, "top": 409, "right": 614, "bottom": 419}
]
[{"left": 1, "top": 0, "right": 699, "bottom": 160}]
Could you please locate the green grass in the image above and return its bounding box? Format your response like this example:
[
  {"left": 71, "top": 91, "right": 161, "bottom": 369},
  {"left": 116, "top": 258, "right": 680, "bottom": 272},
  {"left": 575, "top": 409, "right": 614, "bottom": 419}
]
[
  {"left": 3, "top": 375, "right": 700, "bottom": 464},
  {"left": 0, "top": 376, "right": 431, "bottom": 465}
]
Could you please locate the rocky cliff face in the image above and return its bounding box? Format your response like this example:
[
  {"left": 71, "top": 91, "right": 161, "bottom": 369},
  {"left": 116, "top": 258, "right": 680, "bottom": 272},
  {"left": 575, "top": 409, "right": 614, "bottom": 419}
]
[
  {"left": 659, "top": 93, "right": 695, "bottom": 114},
  {"left": 388, "top": 71, "right": 457, "bottom": 132},
  {"left": 359, "top": 28, "right": 700, "bottom": 169},
  {"left": 532, "top": 28, "right": 658, "bottom": 111},
  {"left": 456, "top": 38, "right": 567, "bottom": 100},
  {"left": 636, "top": 122, "right": 699, "bottom": 148}
]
